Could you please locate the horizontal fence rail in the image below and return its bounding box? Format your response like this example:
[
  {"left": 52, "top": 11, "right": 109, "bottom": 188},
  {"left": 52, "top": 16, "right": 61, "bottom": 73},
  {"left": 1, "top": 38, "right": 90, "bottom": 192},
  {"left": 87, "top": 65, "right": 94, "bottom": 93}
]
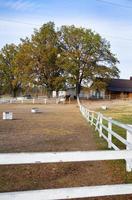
[
  {"left": 0, "top": 150, "right": 132, "bottom": 165},
  {"left": 1, "top": 184, "right": 132, "bottom": 200},
  {"left": 79, "top": 102, "right": 132, "bottom": 172},
  {"left": 0, "top": 97, "right": 69, "bottom": 104}
]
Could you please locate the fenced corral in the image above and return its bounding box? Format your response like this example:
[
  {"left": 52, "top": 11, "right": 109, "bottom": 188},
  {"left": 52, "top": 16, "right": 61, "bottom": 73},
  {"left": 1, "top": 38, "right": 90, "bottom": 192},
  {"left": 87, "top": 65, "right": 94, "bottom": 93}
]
[{"left": 0, "top": 100, "right": 132, "bottom": 199}]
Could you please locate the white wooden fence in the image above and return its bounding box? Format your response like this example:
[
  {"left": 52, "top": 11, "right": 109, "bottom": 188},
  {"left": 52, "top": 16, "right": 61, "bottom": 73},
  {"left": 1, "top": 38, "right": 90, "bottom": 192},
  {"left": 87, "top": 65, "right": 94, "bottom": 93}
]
[
  {"left": 0, "top": 97, "right": 66, "bottom": 104},
  {"left": 0, "top": 100, "right": 132, "bottom": 199},
  {"left": 79, "top": 103, "right": 132, "bottom": 172},
  {"left": 0, "top": 150, "right": 132, "bottom": 199},
  {"left": 0, "top": 98, "right": 48, "bottom": 104},
  {"left": 1, "top": 184, "right": 132, "bottom": 200}
]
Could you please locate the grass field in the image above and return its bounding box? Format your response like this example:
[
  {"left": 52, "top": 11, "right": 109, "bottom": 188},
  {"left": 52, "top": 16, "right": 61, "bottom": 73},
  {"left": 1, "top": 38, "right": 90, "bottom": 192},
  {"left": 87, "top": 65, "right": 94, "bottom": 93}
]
[
  {"left": 95, "top": 100, "right": 132, "bottom": 149},
  {"left": 84, "top": 100, "right": 132, "bottom": 186},
  {"left": 83, "top": 99, "right": 132, "bottom": 124},
  {"left": 97, "top": 100, "right": 132, "bottom": 124}
]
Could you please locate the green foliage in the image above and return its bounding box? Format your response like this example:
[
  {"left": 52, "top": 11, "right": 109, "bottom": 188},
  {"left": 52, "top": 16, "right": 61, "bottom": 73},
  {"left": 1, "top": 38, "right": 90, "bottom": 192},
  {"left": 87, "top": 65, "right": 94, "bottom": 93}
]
[
  {"left": 30, "top": 22, "right": 65, "bottom": 95},
  {"left": 15, "top": 38, "right": 34, "bottom": 92},
  {"left": 0, "top": 40, "right": 34, "bottom": 96},
  {"left": 0, "top": 22, "right": 120, "bottom": 97},
  {"left": 57, "top": 25, "right": 119, "bottom": 96},
  {"left": 0, "top": 44, "right": 20, "bottom": 96}
]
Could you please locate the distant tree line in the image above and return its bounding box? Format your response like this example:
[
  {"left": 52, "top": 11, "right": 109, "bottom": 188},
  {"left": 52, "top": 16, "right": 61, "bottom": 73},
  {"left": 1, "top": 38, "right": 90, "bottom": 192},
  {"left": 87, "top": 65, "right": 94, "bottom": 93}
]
[{"left": 0, "top": 22, "right": 120, "bottom": 97}]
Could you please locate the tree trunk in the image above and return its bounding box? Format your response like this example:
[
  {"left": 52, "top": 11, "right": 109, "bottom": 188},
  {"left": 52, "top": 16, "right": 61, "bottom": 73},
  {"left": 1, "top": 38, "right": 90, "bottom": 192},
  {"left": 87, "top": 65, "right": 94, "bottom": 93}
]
[
  {"left": 12, "top": 88, "right": 18, "bottom": 97},
  {"left": 47, "top": 88, "right": 52, "bottom": 98},
  {"left": 76, "top": 82, "right": 81, "bottom": 98}
]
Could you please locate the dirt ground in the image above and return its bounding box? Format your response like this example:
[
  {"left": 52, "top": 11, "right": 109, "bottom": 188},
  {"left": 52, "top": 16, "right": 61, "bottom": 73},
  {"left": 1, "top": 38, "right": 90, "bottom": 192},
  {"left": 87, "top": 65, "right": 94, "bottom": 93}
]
[{"left": 0, "top": 103, "right": 132, "bottom": 200}]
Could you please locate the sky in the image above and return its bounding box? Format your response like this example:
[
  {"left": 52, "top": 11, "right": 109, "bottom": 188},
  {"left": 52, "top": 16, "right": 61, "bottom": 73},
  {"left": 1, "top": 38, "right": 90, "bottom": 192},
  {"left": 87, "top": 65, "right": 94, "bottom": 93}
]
[{"left": 0, "top": 0, "right": 132, "bottom": 79}]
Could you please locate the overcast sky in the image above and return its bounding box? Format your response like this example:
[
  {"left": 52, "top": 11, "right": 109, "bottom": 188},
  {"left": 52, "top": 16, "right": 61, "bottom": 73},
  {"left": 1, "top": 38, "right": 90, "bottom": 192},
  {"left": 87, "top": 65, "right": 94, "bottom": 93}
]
[{"left": 0, "top": 0, "right": 132, "bottom": 79}]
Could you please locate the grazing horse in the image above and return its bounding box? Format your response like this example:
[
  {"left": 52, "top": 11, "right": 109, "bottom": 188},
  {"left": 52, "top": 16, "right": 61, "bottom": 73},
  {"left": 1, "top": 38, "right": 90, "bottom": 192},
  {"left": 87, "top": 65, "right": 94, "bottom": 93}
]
[{"left": 65, "top": 95, "right": 71, "bottom": 100}]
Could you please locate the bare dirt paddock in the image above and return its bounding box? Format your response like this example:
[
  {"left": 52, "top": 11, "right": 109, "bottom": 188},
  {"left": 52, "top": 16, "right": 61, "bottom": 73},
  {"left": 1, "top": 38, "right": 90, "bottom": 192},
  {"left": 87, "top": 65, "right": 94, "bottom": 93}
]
[{"left": 0, "top": 103, "right": 132, "bottom": 200}]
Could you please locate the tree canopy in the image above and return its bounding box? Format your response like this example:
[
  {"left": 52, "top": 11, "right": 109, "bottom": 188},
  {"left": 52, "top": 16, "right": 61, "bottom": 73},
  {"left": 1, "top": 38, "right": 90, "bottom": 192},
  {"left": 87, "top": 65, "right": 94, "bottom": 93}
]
[
  {"left": 0, "top": 22, "right": 120, "bottom": 97},
  {"left": 30, "top": 22, "right": 65, "bottom": 96},
  {"left": 0, "top": 44, "right": 20, "bottom": 97},
  {"left": 57, "top": 25, "right": 119, "bottom": 96}
]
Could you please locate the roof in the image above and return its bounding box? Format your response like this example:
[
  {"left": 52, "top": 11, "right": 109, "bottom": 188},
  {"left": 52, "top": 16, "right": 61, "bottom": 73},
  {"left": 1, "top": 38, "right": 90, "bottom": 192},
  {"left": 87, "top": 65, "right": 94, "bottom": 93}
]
[{"left": 108, "top": 79, "right": 132, "bottom": 92}]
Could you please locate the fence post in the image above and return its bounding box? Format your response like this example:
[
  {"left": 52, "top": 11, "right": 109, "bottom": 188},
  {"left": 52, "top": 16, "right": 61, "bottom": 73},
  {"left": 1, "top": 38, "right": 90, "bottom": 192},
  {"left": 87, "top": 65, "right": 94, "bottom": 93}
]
[
  {"left": 10, "top": 99, "right": 12, "bottom": 104},
  {"left": 83, "top": 107, "right": 85, "bottom": 116},
  {"left": 99, "top": 114, "right": 103, "bottom": 137},
  {"left": 81, "top": 106, "right": 84, "bottom": 115},
  {"left": 80, "top": 105, "right": 82, "bottom": 112},
  {"left": 108, "top": 118, "right": 112, "bottom": 149},
  {"left": 86, "top": 110, "right": 90, "bottom": 122},
  {"left": 44, "top": 99, "right": 47, "bottom": 104},
  {"left": 85, "top": 108, "right": 87, "bottom": 116},
  {"left": 126, "top": 125, "right": 132, "bottom": 172},
  {"left": 91, "top": 112, "right": 94, "bottom": 125},
  {"left": 95, "top": 113, "right": 100, "bottom": 131}
]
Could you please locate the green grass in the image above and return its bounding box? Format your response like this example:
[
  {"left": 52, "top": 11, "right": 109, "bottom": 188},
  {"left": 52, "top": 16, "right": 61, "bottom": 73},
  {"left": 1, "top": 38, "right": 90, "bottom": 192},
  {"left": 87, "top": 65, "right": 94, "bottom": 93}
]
[
  {"left": 91, "top": 101, "right": 132, "bottom": 183},
  {"left": 95, "top": 102, "right": 132, "bottom": 150}
]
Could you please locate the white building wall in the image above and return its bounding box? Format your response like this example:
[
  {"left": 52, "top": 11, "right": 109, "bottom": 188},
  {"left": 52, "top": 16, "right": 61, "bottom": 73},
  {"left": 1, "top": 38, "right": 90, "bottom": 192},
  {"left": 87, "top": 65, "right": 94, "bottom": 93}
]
[
  {"left": 58, "top": 91, "right": 66, "bottom": 97},
  {"left": 52, "top": 91, "right": 57, "bottom": 98}
]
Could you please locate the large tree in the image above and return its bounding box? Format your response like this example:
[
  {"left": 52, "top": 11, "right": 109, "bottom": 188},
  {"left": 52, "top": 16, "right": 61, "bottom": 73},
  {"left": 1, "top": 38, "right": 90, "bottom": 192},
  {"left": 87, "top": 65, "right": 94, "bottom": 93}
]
[
  {"left": 0, "top": 44, "right": 21, "bottom": 97},
  {"left": 58, "top": 25, "right": 119, "bottom": 96},
  {"left": 31, "top": 22, "right": 65, "bottom": 96},
  {"left": 0, "top": 41, "right": 34, "bottom": 97}
]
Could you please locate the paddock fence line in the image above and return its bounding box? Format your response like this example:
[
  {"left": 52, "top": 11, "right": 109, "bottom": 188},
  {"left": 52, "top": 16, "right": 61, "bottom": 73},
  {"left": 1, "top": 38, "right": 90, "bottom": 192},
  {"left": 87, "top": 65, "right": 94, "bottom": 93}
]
[
  {"left": 0, "top": 99, "right": 132, "bottom": 199},
  {"left": 0, "top": 97, "right": 54, "bottom": 104},
  {"left": 78, "top": 99, "right": 132, "bottom": 172},
  {"left": 0, "top": 97, "right": 70, "bottom": 104}
]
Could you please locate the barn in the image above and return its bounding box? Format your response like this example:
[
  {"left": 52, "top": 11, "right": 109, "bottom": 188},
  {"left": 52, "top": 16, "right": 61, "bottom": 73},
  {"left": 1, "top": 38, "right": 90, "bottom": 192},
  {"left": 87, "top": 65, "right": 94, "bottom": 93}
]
[{"left": 107, "top": 77, "right": 132, "bottom": 99}]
